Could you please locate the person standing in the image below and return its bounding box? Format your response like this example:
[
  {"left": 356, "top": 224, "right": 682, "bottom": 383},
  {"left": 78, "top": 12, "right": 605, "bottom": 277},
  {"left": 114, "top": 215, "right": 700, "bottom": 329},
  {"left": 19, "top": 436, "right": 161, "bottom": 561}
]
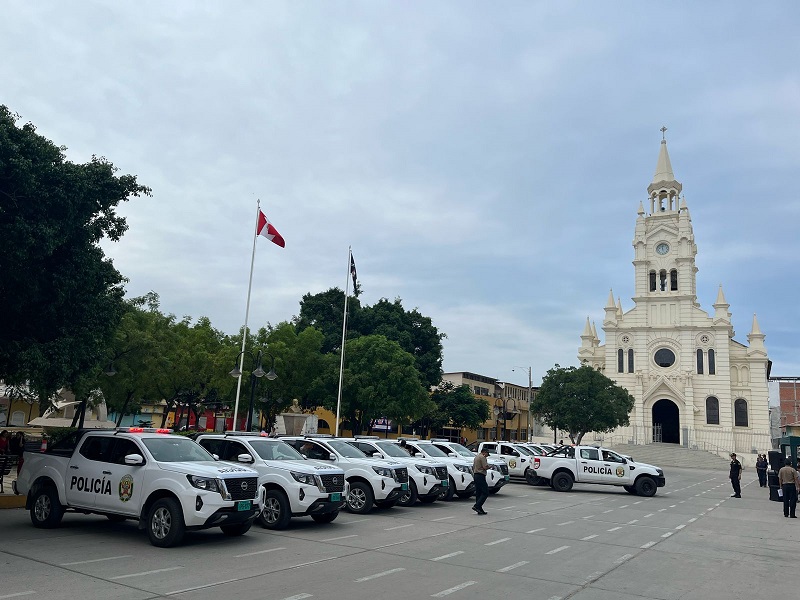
[
  {"left": 729, "top": 452, "right": 742, "bottom": 498},
  {"left": 472, "top": 448, "right": 490, "bottom": 515},
  {"left": 756, "top": 454, "right": 768, "bottom": 487},
  {"left": 778, "top": 458, "right": 799, "bottom": 518}
]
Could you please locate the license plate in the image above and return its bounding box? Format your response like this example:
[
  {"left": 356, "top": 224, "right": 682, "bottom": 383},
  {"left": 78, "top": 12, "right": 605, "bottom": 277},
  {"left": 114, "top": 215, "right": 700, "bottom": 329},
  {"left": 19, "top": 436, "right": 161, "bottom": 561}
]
[
  {"left": 441, "top": 480, "right": 448, "bottom": 487},
  {"left": 330, "top": 493, "right": 341, "bottom": 502},
  {"left": 504, "top": 475, "right": 510, "bottom": 481},
  {"left": 236, "top": 500, "right": 251, "bottom": 511},
  {"left": 401, "top": 483, "right": 408, "bottom": 491}
]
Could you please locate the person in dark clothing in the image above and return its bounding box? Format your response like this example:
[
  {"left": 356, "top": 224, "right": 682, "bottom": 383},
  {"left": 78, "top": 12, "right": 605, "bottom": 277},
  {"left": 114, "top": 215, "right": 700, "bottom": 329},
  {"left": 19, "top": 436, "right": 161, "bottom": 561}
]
[
  {"left": 729, "top": 453, "right": 742, "bottom": 498},
  {"left": 778, "top": 458, "right": 799, "bottom": 518},
  {"left": 756, "top": 454, "right": 768, "bottom": 487}
]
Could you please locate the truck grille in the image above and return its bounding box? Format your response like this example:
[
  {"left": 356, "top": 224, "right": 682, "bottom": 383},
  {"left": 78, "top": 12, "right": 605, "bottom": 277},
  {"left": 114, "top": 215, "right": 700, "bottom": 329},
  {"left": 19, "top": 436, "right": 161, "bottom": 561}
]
[
  {"left": 498, "top": 464, "right": 509, "bottom": 475},
  {"left": 435, "top": 467, "right": 448, "bottom": 480},
  {"left": 394, "top": 467, "right": 409, "bottom": 483},
  {"left": 225, "top": 477, "right": 258, "bottom": 501},
  {"left": 319, "top": 473, "right": 345, "bottom": 493}
]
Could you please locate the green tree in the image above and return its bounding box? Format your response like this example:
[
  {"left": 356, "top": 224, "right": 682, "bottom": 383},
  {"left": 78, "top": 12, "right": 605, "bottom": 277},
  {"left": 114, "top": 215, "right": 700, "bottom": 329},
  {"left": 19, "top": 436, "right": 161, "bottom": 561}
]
[
  {"left": 531, "top": 365, "right": 635, "bottom": 445},
  {"left": 0, "top": 106, "right": 150, "bottom": 410},
  {"left": 294, "top": 288, "right": 361, "bottom": 354},
  {"left": 327, "top": 335, "right": 429, "bottom": 435},
  {"left": 424, "top": 381, "right": 491, "bottom": 434}
]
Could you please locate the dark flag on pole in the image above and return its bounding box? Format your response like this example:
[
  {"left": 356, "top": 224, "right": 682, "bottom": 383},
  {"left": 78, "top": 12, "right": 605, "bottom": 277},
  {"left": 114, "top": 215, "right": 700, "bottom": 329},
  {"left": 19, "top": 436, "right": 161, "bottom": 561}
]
[{"left": 350, "top": 253, "right": 357, "bottom": 290}]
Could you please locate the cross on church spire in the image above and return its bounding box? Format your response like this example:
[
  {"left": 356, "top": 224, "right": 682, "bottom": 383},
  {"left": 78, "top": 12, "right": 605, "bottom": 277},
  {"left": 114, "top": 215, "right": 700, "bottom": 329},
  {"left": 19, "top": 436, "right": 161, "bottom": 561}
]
[{"left": 660, "top": 126, "right": 667, "bottom": 140}]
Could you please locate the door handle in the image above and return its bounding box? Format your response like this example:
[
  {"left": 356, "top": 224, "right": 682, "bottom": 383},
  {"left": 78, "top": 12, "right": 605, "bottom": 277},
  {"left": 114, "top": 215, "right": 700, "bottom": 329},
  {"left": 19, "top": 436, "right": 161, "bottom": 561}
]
[
  {"left": 103, "top": 470, "right": 112, "bottom": 475},
  {"left": 70, "top": 465, "right": 79, "bottom": 469}
]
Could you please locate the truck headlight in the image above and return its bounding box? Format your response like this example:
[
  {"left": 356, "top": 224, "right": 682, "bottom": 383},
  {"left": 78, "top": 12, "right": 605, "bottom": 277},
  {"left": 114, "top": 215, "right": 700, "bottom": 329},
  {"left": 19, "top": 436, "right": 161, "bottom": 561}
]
[
  {"left": 187, "top": 475, "right": 221, "bottom": 493},
  {"left": 372, "top": 466, "right": 393, "bottom": 478},
  {"left": 291, "top": 471, "right": 318, "bottom": 486},
  {"left": 415, "top": 464, "right": 436, "bottom": 475},
  {"left": 454, "top": 464, "right": 473, "bottom": 474}
]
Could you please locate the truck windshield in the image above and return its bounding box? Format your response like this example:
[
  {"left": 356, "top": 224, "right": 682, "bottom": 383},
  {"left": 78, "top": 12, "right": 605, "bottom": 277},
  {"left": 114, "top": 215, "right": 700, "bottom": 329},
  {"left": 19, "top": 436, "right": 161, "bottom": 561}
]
[
  {"left": 328, "top": 440, "right": 369, "bottom": 458},
  {"left": 444, "top": 443, "right": 474, "bottom": 457},
  {"left": 416, "top": 444, "right": 448, "bottom": 457},
  {"left": 249, "top": 440, "right": 305, "bottom": 461},
  {"left": 375, "top": 442, "right": 410, "bottom": 458},
  {"left": 143, "top": 437, "right": 215, "bottom": 462},
  {"left": 515, "top": 445, "right": 535, "bottom": 456}
]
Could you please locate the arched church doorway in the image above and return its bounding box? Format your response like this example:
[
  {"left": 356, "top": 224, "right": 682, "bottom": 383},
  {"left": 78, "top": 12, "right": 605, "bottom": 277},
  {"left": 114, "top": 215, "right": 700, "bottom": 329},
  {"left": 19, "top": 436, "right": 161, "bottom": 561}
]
[{"left": 652, "top": 399, "right": 680, "bottom": 444}]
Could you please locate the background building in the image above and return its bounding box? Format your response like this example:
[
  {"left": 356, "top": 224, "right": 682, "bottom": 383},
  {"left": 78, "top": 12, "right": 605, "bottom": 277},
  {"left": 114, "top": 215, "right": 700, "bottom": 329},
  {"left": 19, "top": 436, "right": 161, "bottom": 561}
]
[{"left": 578, "top": 138, "right": 771, "bottom": 458}]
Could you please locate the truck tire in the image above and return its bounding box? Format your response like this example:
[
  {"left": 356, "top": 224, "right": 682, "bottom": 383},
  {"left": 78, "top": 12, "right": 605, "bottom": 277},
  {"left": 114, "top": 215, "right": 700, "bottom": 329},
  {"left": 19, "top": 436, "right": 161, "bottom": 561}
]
[
  {"left": 623, "top": 485, "right": 638, "bottom": 495},
  {"left": 551, "top": 472, "right": 574, "bottom": 492},
  {"left": 221, "top": 522, "right": 252, "bottom": 536},
  {"left": 418, "top": 495, "right": 438, "bottom": 504},
  {"left": 635, "top": 476, "right": 657, "bottom": 497},
  {"left": 311, "top": 510, "right": 339, "bottom": 524},
  {"left": 438, "top": 477, "right": 456, "bottom": 501},
  {"left": 397, "top": 479, "right": 418, "bottom": 507},
  {"left": 147, "top": 497, "right": 186, "bottom": 548},
  {"left": 346, "top": 481, "right": 374, "bottom": 514},
  {"left": 260, "top": 489, "right": 292, "bottom": 529},
  {"left": 525, "top": 470, "right": 543, "bottom": 486},
  {"left": 30, "top": 485, "right": 64, "bottom": 529}
]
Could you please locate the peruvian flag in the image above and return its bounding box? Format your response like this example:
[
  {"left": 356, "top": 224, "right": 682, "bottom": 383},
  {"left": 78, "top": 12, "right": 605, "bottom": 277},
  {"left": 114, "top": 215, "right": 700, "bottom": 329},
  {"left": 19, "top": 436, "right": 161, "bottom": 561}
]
[{"left": 257, "top": 210, "right": 285, "bottom": 248}]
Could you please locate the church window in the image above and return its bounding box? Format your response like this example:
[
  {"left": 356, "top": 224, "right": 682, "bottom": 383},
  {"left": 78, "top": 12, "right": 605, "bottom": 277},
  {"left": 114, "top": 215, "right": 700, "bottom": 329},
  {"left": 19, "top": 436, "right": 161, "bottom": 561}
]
[
  {"left": 708, "top": 349, "right": 715, "bottom": 375},
  {"left": 649, "top": 271, "right": 657, "bottom": 292},
  {"left": 628, "top": 349, "right": 634, "bottom": 373},
  {"left": 659, "top": 270, "right": 667, "bottom": 291},
  {"left": 654, "top": 348, "right": 675, "bottom": 368},
  {"left": 706, "top": 397, "right": 720, "bottom": 425},
  {"left": 618, "top": 349, "right": 624, "bottom": 373},
  {"left": 734, "top": 399, "right": 748, "bottom": 427},
  {"left": 670, "top": 269, "right": 678, "bottom": 291},
  {"left": 696, "top": 349, "right": 704, "bottom": 374}
]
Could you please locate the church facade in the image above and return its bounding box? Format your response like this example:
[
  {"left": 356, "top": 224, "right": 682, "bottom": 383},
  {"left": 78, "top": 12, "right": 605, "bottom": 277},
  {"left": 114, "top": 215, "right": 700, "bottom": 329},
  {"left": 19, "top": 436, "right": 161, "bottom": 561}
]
[{"left": 578, "top": 138, "right": 770, "bottom": 458}]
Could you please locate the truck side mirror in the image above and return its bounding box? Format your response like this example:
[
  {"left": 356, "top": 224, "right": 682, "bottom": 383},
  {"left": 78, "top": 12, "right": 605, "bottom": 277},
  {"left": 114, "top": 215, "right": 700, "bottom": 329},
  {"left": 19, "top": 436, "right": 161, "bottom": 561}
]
[
  {"left": 237, "top": 454, "right": 254, "bottom": 463},
  {"left": 329, "top": 453, "right": 337, "bottom": 461},
  {"left": 124, "top": 454, "right": 145, "bottom": 466}
]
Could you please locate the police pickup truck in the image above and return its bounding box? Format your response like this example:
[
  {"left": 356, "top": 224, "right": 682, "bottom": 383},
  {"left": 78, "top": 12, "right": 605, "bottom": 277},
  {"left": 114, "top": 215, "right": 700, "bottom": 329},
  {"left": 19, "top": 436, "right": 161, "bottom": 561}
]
[
  {"left": 282, "top": 435, "right": 407, "bottom": 514},
  {"left": 195, "top": 433, "right": 347, "bottom": 529},
  {"left": 530, "top": 445, "right": 666, "bottom": 496},
  {"left": 14, "top": 428, "right": 263, "bottom": 547},
  {"left": 476, "top": 441, "right": 538, "bottom": 485},
  {"left": 428, "top": 439, "right": 509, "bottom": 495},
  {"left": 393, "top": 438, "right": 475, "bottom": 501}
]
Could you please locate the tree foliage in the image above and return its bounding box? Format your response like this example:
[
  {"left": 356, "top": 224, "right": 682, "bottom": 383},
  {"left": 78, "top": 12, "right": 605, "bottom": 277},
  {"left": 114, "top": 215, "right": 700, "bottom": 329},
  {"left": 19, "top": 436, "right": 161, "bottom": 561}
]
[
  {"left": 530, "top": 364, "right": 635, "bottom": 445},
  {"left": 422, "top": 381, "right": 491, "bottom": 433},
  {"left": 0, "top": 105, "right": 150, "bottom": 407}
]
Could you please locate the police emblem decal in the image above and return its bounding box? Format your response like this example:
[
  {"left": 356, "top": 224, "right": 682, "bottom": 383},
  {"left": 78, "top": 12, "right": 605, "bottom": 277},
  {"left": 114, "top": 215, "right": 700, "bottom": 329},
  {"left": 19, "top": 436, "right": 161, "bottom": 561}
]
[
  {"left": 119, "top": 474, "right": 134, "bottom": 502},
  {"left": 509, "top": 460, "right": 517, "bottom": 469},
  {"left": 616, "top": 466, "right": 625, "bottom": 478}
]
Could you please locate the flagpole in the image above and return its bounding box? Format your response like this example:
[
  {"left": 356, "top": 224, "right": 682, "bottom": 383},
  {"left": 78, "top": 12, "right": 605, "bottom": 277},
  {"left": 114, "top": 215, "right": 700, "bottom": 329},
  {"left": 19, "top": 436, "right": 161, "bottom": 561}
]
[
  {"left": 232, "top": 200, "right": 261, "bottom": 432},
  {"left": 335, "top": 246, "right": 352, "bottom": 436}
]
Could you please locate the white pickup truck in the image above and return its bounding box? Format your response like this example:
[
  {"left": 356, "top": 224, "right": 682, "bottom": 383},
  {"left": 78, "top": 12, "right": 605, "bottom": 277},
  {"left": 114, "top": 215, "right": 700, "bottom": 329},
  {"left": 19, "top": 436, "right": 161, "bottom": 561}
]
[
  {"left": 14, "top": 427, "right": 263, "bottom": 547},
  {"left": 476, "top": 441, "right": 538, "bottom": 485},
  {"left": 530, "top": 445, "right": 666, "bottom": 496}
]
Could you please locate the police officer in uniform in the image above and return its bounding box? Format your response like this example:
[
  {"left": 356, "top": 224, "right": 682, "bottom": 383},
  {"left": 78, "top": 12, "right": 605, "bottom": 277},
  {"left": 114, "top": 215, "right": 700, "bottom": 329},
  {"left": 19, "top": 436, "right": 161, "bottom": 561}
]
[
  {"left": 777, "top": 457, "right": 799, "bottom": 518},
  {"left": 472, "top": 448, "right": 490, "bottom": 515},
  {"left": 729, "top": 452, "right": 742, "bottom": 498}
]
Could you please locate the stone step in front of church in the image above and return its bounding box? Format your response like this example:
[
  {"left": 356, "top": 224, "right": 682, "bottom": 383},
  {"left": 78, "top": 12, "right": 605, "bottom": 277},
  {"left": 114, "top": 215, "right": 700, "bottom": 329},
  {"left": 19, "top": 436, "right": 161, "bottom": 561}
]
[{"left": 607, "top": 442, "right": 732, "bottom": 470}]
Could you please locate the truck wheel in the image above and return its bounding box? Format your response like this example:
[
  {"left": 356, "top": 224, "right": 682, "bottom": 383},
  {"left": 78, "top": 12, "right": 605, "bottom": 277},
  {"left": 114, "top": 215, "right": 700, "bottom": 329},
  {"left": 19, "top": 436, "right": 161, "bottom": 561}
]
[
  {"left": 635, "top": 476, "right": 657, "bottom": 497},
  {"left": 551, "top": 472, "right": 574, "bottom": 492},
  {"left": 260, "top": 489, "right": 292, "bottom": 530},
  {"left": 147, "top": 497, "right": 186, "bottom": 548},
  {"left": 526, "top": 470, "right": 543, "bottom": 486},
  {"left": 623, "top": 485, "right": 638, "bottom": 495},
  {"left": 438, "top": 477, "right": 456, "bottom": 501},
  {"left": 346, "top": 481, "right": 374, "bottom": 514},
  {"left": 221, "top": 522, "right": 252, "bottom": 536},
  {"left": 418, "top": 495, "right": 438, "bottom": 504},
  {"left": 30, "top": 485, "right": 64, "bottom": 529},
  {"left": 397, "top": 480, "right": 418, "bottom": 507},
  {"left": 311, "top": 510, "right": 339, "bottom": 524}
]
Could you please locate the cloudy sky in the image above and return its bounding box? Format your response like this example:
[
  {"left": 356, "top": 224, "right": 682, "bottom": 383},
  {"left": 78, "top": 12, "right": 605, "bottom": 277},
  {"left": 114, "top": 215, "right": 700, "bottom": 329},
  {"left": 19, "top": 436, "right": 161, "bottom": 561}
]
[{"left": 2, "top": 2, "right": 798, "bottom": 387}]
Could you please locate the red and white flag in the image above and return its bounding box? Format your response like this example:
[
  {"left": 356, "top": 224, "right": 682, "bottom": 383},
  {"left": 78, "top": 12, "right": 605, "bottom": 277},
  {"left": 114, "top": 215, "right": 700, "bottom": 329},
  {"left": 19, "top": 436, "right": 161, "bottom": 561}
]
[{"left": 257, "top": 210, "right": 285, "bottom": 248}]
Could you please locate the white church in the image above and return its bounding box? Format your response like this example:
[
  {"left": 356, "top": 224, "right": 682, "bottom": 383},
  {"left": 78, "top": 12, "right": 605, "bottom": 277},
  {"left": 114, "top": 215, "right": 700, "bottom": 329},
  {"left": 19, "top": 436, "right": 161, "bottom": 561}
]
[{"left": 578, "top": 136, "right": 771, "bottom": 458}]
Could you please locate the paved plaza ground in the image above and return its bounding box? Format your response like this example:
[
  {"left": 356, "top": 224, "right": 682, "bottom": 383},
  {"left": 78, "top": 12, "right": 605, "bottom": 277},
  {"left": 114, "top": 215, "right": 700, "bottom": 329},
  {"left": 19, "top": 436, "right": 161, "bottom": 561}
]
[{"left": 0, "top": 466, "right": 791, "bottom": 600}]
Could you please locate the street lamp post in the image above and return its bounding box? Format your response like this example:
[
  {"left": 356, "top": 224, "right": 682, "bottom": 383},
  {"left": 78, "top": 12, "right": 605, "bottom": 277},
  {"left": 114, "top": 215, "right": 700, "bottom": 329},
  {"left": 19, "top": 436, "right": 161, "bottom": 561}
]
[
  {"left": 493, "top": 385, "right": 517, "bottom": 442},
  {"left": 229, "top": 349, "right": 277, "bottom": 431}
]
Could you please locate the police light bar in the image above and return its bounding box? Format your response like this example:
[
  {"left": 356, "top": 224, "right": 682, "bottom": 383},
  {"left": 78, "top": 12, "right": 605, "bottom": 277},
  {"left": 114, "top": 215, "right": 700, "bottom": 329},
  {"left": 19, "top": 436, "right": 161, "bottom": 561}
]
[{"left": 117, "top": 427, "right": 172, "bottom": 434}]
